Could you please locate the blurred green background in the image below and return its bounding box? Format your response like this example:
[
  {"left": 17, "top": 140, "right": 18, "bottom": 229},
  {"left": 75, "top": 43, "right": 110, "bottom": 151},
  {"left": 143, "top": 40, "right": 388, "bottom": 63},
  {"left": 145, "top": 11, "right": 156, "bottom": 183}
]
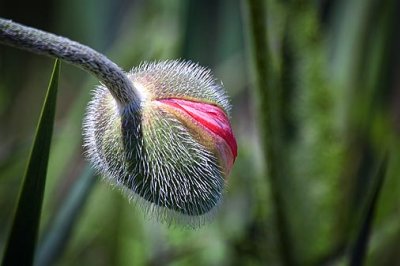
[{"left": 1, "top": 0, "right": 400, "bottom": 265}]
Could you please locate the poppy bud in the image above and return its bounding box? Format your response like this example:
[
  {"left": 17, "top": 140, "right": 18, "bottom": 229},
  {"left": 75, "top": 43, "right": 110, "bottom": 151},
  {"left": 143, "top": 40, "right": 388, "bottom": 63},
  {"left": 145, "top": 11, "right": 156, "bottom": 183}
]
[{"left": 83, "top": 60, "right": 237, "bottom": 224}]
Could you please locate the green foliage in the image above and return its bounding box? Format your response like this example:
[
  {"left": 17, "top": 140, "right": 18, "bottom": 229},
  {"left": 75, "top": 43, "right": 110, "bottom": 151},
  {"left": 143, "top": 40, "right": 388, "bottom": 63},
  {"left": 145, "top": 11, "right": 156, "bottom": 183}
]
[
  {"left": 34, "top": 166, "right": 96, "bottom": 266},
  {"left": 1, "top": 0, "right": 399, "bottom": 265},
  {"left": 1, "top": 60, "right": 60, "bottom": 266}
]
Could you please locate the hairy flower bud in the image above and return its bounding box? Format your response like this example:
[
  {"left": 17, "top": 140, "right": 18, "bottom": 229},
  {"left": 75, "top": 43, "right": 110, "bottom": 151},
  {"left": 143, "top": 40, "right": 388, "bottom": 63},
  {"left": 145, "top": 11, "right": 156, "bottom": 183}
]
[{"left": 83, "top": 60, "right": 237, "bottom": 224}]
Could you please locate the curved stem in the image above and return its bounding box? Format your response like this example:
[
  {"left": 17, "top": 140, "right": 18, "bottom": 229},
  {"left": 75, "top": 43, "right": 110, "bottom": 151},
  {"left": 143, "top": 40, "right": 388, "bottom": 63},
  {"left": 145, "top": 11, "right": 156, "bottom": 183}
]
[{"left": 0, "top": 18, "right": 139, "bottom": 107}]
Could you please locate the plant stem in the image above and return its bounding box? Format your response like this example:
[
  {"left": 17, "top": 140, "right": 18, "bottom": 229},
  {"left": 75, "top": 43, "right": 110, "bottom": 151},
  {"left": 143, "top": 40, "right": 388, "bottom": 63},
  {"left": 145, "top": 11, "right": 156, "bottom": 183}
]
[
  {"left": 0, "top": 18, "right": 139, "bottom": 107},
  {"left": 244, "top": 0, "right": 295, "bottom": 265}
]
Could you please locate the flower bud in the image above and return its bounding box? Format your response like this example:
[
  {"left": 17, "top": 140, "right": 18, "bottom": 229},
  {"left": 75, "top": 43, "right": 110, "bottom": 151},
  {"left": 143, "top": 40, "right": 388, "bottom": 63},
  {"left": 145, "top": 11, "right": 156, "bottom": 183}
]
[{"left": 83, "top": 60, "right": 237, "bottom": 224}]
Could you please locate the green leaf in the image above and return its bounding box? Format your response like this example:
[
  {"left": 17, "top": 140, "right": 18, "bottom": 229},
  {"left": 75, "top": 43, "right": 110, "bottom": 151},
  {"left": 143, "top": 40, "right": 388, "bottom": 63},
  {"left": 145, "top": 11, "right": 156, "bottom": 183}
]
[
  {"left": 35, "top": 165, "right": 97, "bottom": 266},
  {"left": 2, "top": 59, "right": 60, "bottom": 266},
  {"left": 349, "top": 154, "right": 388, "bottom": 266}
]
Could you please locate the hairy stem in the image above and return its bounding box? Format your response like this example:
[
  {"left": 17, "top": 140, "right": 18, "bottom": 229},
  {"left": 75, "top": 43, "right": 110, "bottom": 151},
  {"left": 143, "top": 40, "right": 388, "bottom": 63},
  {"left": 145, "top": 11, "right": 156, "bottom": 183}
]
[{"left": 0, "top": 18, "right": 138, "bottom": 107}]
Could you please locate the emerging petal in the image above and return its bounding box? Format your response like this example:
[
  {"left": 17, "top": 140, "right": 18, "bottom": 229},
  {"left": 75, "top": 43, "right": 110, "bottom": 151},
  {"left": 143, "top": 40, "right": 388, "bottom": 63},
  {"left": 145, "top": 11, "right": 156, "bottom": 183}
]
[{"left": 157, "top": 98, "right": 237, "bottom": 176}]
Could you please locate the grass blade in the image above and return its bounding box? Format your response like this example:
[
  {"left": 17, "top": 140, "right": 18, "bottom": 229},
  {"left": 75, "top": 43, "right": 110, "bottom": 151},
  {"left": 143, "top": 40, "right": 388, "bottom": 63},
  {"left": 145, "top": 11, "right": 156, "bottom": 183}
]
[
  {"left": 349, "top": 154, "right": 389, "bottom": 266},
  {"left": 1, "top": 59, "right": 60, "bottom": 266},
  {"left": 35, "top": 165, "right": 96, "bottom": 266},
  {"left": 243, "top": 0, "right": 295, "bottom": 264}
]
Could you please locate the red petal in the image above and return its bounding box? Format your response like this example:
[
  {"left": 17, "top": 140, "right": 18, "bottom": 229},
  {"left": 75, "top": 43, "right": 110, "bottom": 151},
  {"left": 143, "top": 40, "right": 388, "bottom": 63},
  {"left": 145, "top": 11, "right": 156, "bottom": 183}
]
[{"left": 158, "top": 98, "right": 238, "bottom": 161}]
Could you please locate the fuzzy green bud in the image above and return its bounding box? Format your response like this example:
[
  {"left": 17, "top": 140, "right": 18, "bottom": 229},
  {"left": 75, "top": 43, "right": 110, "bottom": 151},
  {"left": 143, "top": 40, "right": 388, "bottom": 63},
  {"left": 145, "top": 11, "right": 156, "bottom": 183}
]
[
  {"left": 0, "top": 19, "right": 238, "bottom": 226},
  {"left": 83, "top": 60, "right": 237, "bottom": 224}
]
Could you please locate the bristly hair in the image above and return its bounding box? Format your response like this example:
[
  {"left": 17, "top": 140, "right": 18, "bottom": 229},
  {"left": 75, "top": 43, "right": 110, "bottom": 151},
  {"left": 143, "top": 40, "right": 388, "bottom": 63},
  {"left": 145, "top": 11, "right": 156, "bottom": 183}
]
[
  {"left": 131, "top": 60, "right": 231, "bottom": 114},
  {"left": 83, "top": 60, "right": 231, "bottom": 227}
]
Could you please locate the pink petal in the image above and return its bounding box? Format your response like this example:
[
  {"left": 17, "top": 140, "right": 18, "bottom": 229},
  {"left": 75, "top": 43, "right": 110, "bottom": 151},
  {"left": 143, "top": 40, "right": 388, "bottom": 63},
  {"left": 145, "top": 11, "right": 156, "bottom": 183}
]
[{"left": 158, "top": 98, "right": 238, "bottom": 163}]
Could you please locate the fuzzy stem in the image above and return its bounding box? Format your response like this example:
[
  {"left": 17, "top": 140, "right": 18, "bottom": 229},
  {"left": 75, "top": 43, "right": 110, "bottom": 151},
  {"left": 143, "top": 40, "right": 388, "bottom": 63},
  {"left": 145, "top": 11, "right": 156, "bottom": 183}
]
[{"left": 0, "top": 18, "right": 138, "bottom": 107}]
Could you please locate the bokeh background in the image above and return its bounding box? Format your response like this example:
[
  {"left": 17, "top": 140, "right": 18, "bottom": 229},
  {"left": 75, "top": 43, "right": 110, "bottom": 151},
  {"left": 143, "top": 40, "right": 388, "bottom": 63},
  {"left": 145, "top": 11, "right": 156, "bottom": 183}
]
[{"left": 1, "top": 0, "right": 400, "bottom": 265}]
